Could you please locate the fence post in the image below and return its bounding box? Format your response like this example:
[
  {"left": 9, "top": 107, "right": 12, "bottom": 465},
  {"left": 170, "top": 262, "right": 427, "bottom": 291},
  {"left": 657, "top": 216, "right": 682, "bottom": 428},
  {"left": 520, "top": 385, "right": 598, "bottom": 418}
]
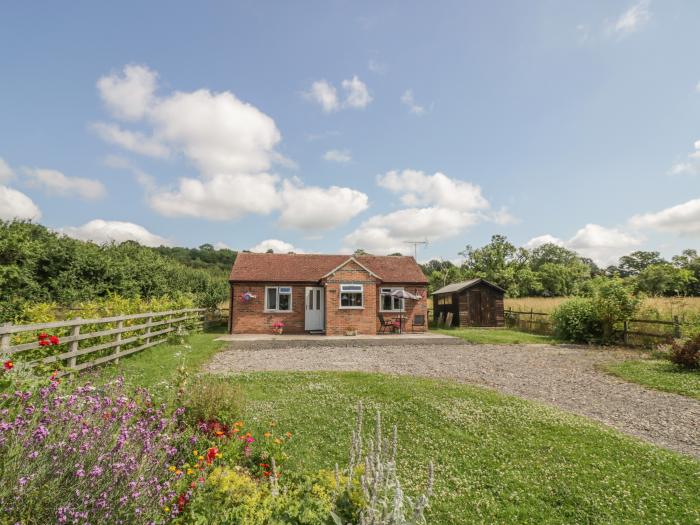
[
  {"left": 673, "top": 316, "right": 681, "bottom": 339},
  {"left": 113, "top": 320, "right": 123, "bottom": 364},
  {"left": 622, "top": 320, "right": 629, "bottom": 345},
  {"left": 144, "top": 316, "right": 153, "bottom": 345},
  {"left": 1, "top": 323, "right": 11, "bottom": 354},
  {"left": 67, "top": 319, "right": 81, "bottom": 370},
  {"left": 530, "top": 308, "right": 534, "bottom": 332}
]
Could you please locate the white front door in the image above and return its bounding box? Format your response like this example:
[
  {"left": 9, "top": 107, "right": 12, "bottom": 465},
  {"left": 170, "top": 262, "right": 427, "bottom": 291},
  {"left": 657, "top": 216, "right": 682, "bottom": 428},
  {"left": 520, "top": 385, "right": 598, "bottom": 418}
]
[{"left": 304, "top": 287, "right": 324, "bottom": 331}]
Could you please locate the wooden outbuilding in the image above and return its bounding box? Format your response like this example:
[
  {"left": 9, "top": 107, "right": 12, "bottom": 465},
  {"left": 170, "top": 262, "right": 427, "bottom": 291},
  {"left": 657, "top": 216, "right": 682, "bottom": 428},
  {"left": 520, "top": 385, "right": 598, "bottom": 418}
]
[{"left": 431, "top": 278, "right": 505, "bottom": 327}]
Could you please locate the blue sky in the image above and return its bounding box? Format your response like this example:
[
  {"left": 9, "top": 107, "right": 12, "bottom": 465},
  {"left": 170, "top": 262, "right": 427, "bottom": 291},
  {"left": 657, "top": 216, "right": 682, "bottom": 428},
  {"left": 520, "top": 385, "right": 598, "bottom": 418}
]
[{"left": 1, "top": 1, "right": 699, "bottom": 265}]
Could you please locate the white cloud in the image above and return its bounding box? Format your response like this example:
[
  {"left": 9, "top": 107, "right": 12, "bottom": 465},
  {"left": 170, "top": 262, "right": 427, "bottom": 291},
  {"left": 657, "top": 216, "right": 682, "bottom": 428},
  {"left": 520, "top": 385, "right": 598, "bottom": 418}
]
[
  {"left": 344, "top": 169, "right": 502, "bottom": 254},
  {"left": 666, "top": 140, "right": 700, "bottom": 176},
  {"left": 527, "top": 224, "right": 641, "bottom": 265},
  {"left": 149, "top": 172, "right": 280, "bottom": 221},
  {"left": 95, "top": 65, "right": 366, "bottom": 230},
  {"left": 213, "top": 241, "right": 232, "bottom": 250},
  {"left": 377, "top": 170, "right": 489, "bottom": 212},
  {"left": 322, "top": 149, "right": 351, "bottom": 163},
  {"left": 0, "top": 185, "right": 41, "bottom": 221},
  {"left": 342, "top": 76, "right": 372, "bottom": 109},
  {"left": 629, "top": 198, "right": 700, "bottom": 236},
  {"left": 696, "top": 81, "right": 700, "bottom": 93},
  {"left": 305, "top": 76, "right": 372, "bottom": 112},
  {"left": 91, "top": 122, "right": 169, "bottom": 158},
  {"left": 400, "top": 90, "right": 425, "bottom": 115},
  {"left": 23, "top": 168, "right": 106, "bottom": 200},
  {"left": 0, "top": 157, "right": 15, "bottom": 183},
  {"left": 305, "top": 80, "right": 339, "bottom": 113},
  {"left": 61, "top": 219, "right": 171, "bottom": 246},
  {"left": 250, "top": 239, "right": 303, "bottom": 253},
  {"left": 612, "top": 0, "right": 651, "bottom": 36},
  {"left": 344, "top": 207, "right": 479, "bottom": 255},
  {"left": 525, "top": 234, "right": 565, "bottom": 249},
  {"left": 97, "top": 64, "right": 158, "bottom": 121},
  {"left": 150, "top": 89, "right": 281, "bottom": 175},
  {"left": 278, "top": 179, "right": 368, "bottom": 232}
]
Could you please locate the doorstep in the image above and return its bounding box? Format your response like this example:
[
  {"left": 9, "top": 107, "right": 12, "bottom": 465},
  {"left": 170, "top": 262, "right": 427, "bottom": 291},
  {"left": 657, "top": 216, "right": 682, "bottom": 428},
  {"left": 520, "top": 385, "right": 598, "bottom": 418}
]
[{"left": 216, "top": 332, "right": 454, "bottom": 342}]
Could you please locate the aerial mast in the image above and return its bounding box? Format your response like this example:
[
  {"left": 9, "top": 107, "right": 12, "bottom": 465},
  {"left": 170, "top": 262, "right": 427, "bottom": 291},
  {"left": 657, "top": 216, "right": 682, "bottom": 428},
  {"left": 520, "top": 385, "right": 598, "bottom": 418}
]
[{"left": 404, "top": 239, "right": 429, "bottom": 260}]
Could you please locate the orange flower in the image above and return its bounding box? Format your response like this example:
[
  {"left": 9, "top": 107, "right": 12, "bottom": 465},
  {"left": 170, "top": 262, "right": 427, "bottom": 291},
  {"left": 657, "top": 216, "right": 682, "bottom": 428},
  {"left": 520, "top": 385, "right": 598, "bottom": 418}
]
[
  {"left": 285, "top": 432, "right": 292, "bottom": 438},
  {"left": 3, "top": 360, "right": 13, "bottom": 370},
  {"left": 263, "top": 432, "right": 272, "bottom": 438}
]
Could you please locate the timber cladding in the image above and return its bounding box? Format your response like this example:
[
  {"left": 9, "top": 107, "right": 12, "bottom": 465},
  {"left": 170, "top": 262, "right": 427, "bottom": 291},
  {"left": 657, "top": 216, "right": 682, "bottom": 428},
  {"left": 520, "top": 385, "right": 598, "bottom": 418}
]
[{"left": 432, "top": 279, "right": 505, "bottom": 328}]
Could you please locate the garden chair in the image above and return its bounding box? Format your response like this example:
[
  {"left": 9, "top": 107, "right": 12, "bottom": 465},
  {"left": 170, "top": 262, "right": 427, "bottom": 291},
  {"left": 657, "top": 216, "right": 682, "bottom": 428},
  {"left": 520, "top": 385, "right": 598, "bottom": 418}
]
[
  {"left": 378, "top": 313, "right": 395, "bottom": 333},
  {"left": 411, "top": 314, "right": 425, "bottom": 332},
  {"left": 445, "top": 312, "right": 454, "bottom": 328}
]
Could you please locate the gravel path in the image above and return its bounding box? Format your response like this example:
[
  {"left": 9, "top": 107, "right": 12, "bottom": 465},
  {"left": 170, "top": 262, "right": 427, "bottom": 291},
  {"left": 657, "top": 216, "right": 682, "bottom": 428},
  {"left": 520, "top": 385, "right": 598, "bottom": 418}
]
[{"left": 204, "top": 340, "right": 700, "bottom": 459}]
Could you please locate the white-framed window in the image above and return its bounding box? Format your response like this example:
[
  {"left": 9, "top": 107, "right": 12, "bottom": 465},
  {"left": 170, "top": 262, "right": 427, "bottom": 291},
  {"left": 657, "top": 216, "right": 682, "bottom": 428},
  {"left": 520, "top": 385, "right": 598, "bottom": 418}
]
[
  {"left": 380, "top": 287, "right": 404, "bottom": 312},
  {"left": 339, "top": 284, "right": 363, "bottom": 308},
  {"left": 265, "top": 286, "right": 293, "bottom": 311}
]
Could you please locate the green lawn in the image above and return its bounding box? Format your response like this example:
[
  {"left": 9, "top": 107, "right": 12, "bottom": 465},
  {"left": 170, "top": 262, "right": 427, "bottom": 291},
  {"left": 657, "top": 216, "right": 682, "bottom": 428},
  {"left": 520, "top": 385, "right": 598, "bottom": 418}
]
[
  {"left": 604, "top": 359, "right": 700, "bottom": 400},
  {"left": 435, "top": 327, "right": 556, "bottom": 344},
  {"left": 93, "top": 331, "right": 700, "bottom": 524}
]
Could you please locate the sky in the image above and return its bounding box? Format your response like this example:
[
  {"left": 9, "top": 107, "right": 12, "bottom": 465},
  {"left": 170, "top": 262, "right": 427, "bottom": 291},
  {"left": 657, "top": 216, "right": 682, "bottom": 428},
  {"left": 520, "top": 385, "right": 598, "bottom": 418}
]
[{"left": 1, "top": 0, "right": 699, "bottom": 266}]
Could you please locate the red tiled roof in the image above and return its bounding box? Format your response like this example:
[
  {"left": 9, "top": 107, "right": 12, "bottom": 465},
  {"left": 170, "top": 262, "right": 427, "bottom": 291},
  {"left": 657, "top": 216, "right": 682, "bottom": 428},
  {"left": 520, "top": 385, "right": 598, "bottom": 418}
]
[{"left": 229, "top": 253, "right": 428, "bottom": 284}]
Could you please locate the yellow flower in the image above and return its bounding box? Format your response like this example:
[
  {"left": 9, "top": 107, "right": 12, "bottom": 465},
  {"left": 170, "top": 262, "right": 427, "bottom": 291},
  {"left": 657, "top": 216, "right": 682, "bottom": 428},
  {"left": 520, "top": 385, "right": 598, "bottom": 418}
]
[
  {"left": 274, "top": 438, "right": 282, "bottom": 445},
  {"left": 187, "top": 469, "right": 194, "bottom": 475},
  {"left": 263, "top": 432, "right": 272, "bottom": 438},
  {"left": 164, "top": 506, "right": 170, "bottom": 513},
  {"left": 193, "top": 450, "right": 199, "bottom": 456},
  {"left": 198, "top": 456, "right": 204, "bottom": 461},
  {"left": 168, "top": 465, "right": 177, "bottom": 472}
]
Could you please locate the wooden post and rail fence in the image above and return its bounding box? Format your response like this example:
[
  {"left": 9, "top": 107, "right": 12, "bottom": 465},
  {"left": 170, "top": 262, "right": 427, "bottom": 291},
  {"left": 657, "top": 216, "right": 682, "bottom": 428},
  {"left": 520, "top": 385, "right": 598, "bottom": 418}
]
[
  {"left": 0, "top": 308, "right": 205, "bottom": 374},
  {"left": 504, "top": 307, "right": 684, "bottom": 344}
]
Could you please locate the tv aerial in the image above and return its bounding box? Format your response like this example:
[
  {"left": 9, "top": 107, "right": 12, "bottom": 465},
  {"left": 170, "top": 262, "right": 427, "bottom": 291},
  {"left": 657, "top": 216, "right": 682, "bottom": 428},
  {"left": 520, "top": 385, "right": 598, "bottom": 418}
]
[{"left": 404, "top": 238, "right": 429, "bottom": 260}]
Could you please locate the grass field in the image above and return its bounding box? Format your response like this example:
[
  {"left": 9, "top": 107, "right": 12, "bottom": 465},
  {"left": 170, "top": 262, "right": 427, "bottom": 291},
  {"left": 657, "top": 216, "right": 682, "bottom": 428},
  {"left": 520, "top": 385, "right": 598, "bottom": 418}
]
[
  {"left": 505, "top": 296, "right": 700, "bottom": 318},
  {"left": 603, "top": 359, "right": 700, "bottom": 400},
  {"left": 435, "top": 327, "right": 555, "bottom": 344},
  {"left": 92, "top": 331, "right": 700, "bottom": 524}
]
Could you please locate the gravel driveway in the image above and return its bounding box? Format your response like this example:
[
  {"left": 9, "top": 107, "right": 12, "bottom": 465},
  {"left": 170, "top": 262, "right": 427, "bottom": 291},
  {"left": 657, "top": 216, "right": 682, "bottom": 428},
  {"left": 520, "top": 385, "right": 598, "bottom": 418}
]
[{"left": 204, "top": 339, "right": 700, "bottom": 459}]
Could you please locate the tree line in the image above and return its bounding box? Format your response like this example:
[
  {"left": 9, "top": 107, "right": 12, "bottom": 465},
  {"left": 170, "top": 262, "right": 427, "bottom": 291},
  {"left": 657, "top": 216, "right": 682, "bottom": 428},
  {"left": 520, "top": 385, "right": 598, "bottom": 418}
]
[
  {"left": 0, "top": 221, "right": 236, "bottom": 322},
  {"left": 421, "top": 235, "right": 700, "bottom": 297}
]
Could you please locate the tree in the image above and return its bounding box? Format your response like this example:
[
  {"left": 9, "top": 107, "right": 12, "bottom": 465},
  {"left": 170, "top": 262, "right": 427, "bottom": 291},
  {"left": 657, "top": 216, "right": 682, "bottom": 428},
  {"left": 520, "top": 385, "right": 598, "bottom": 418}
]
[
  {"left": 618, "top": 251, "right": 665, "bottom": 277},
  {"left": 636, "top": 264, "right": 695, "bottom": 296}
]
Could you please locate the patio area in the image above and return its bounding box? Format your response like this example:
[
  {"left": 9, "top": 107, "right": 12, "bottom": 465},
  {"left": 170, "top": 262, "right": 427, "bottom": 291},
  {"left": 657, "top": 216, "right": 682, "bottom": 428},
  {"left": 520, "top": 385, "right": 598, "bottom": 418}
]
[{"left": 215, "top": 332, "right": 453, "bottom": 342}]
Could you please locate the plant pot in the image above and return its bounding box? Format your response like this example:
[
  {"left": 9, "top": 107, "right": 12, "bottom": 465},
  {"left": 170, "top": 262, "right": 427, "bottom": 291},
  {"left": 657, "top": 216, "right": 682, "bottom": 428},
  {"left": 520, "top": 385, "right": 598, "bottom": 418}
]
[
  {"left": 345, "top": 330, "right": 357, "bottom": 336},
  {"left": 273, "top": 328, "right": 284, "bottom": 335}
]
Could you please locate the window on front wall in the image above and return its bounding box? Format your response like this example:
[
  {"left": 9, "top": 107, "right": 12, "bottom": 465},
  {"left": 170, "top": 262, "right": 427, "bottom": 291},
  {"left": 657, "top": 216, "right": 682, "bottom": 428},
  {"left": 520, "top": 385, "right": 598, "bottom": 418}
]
[
  {"left": 265, "top": 286, "right": 292, "bottom": 311},
  {"left": 340, "top": 284, "right": 363, "bottom": 308},
  {"left": 380, "top": 287, "right": 404, "bottom": 312}
]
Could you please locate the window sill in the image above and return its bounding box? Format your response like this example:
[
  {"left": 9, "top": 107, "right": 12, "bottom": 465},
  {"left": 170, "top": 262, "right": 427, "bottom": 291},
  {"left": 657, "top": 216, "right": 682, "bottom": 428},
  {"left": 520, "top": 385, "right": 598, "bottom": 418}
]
[
  {"left": 339, "top": 307, "right": 364, "bottom": 310},
  {"left": 379, "top": 310, "right": 405, "bottom": 313},
  {"left": 264, "top": 310, "right": 294, "bottom": 314}
]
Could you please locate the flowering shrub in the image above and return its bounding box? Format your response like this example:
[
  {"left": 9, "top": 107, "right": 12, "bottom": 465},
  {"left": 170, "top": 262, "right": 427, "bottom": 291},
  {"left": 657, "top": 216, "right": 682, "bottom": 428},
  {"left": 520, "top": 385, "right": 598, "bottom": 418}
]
[
  {"left": 670, "top": 334, "right": 700, "bottom": 369},
  {"left": 0, "top": 377, "right": 194, "bottom": 524}
]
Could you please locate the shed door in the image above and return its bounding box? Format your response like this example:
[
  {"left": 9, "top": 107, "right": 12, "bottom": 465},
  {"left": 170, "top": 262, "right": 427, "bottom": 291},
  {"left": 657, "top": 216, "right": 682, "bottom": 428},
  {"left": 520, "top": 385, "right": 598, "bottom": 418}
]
[{"left": 469, "top": 290, "right": 483, "bottom": 326}]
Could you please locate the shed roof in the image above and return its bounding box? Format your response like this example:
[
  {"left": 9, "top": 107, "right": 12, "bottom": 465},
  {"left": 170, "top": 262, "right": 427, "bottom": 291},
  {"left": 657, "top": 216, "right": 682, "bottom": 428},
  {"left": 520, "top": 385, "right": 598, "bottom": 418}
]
[
  {"left": 229, "top": 253, "right": 428, "bottom": 284},
  {"left": 431, "top": 278, "right": 505, "bottom": 295}
]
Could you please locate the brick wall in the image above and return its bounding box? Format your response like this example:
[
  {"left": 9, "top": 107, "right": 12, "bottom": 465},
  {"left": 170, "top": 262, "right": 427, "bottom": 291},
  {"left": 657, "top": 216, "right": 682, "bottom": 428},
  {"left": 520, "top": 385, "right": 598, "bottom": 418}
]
[
  {"left": 323, "top": 261, "right": 379, "bottom": 336},
  {"left": 231, "top": 282, "right": 306, "bottom": 334},
  {"left": 375, "top": 286, "right": 428, "bottom": 333}
]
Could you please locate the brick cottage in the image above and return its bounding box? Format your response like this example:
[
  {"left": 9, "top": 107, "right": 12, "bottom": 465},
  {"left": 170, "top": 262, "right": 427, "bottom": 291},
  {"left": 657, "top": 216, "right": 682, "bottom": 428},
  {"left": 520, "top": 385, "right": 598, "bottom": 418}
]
[{"left": 228, "top": 253, "right": 429, "bottom": 335}]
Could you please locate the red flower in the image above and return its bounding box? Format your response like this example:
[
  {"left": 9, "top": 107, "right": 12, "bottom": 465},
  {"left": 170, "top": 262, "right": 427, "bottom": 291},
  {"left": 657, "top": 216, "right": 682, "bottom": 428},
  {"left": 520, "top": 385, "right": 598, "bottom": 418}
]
[
  {"left": 3, "top": 360, "right": 13, "bottom": 370},
  {"left": 38, "top": 332, "right": 49, "bottom": 340},
  {"left": 205, "top": 447, "right": 218, "bottom": 465},
  {"left": 39, "top": 340, "right": 50, "bottom": 347},
  {"left": 177, "top": 493, "right": 188, "bottom": 511},
  {"left": 49, "top": 335, "right": 60, "bottom": 346}
]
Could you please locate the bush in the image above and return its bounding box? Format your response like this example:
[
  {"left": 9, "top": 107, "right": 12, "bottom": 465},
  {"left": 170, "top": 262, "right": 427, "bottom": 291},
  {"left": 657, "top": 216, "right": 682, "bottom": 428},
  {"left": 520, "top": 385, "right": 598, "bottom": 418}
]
[
  {"left": 587, "top": 277, "right": 640, "bottom": 342},
  {"left": 669, "top": 335, "right": 700, "bottom": 369},
  {"left": 180, "top": 375, "right": 245, "bottom": 427},
  {"left": 0, "top": 377, "right": 193, "bottom": 524},
  {"left": 551, "top": 298, "right": 602, "bottom": 343}
]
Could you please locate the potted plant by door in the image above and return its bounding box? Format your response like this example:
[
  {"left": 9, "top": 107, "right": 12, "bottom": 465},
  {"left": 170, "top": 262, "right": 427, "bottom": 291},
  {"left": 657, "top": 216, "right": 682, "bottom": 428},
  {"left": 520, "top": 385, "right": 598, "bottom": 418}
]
[
  {"left": 272, "top": 321, "right": 285, "bottom": 335},
  {"left": 345, "top": 326, "right": 357, "bottom": 336}
]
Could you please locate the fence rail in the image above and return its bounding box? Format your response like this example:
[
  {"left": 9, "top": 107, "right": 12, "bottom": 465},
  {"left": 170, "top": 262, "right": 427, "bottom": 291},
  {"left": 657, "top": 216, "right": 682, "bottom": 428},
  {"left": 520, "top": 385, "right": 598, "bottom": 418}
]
[
  {"left": 0, "top": 308, "right": 205, "bottom": 373},
  {"left": 505, "top": 307, "right": 684, "bottom": 344}
]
